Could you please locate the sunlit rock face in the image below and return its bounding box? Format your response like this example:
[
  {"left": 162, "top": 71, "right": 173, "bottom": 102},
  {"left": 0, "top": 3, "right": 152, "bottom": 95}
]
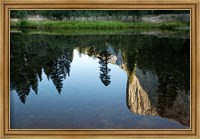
[{"left": 126, "top": 69, "right": 158, "bottom": 116}]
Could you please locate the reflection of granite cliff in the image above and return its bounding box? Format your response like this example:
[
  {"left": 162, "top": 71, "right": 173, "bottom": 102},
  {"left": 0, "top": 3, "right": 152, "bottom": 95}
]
[
  {"left": 106, "top": 46, "right": 190, "bottom": 126},
  {"left": 126, "top": 68, "right": 190, "bottom": 126},
  {"left": 126, "top": 71, "right": 158, "bottom": 115},
  {"left": 106, "top": 48, "right": 159, "bottom": 115}
]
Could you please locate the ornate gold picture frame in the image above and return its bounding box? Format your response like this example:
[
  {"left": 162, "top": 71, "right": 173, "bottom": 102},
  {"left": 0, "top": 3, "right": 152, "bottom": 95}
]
[{"left": 0, "top": 0, "right": 199, "bottom": 138}]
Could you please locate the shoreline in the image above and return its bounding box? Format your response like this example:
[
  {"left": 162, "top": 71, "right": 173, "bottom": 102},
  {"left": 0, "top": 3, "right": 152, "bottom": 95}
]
[{"left": 10, "top": 28, "right": 190, "bottom": 39}]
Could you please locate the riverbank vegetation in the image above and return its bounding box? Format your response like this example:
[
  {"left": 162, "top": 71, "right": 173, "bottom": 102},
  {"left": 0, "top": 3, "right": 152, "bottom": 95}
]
[
  {"left": 11, "top": 20, "right": 189, "bottom": 30},
  {"left": 10, "top": 10, "right": 190, "bottom": 30}
]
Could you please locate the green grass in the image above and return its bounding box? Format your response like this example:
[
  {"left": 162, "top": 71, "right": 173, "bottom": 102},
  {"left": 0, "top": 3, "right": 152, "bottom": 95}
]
[{"left": 11, "top": 20, "right": 189, "bottom": 30}]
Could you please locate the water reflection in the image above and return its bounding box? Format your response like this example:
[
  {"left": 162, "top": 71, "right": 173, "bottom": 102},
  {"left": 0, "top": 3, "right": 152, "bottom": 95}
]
[
  {"left": 98, "top": 49, "right": 111, "bottom": 86},
  {"left": 10, "top": 30, "right": 190, "bottom": 128}
]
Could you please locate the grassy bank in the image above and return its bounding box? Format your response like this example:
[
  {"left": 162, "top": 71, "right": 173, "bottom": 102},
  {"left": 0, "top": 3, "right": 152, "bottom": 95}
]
[{"left": 11, "top": 20, "right": 189, "bottom": 30}]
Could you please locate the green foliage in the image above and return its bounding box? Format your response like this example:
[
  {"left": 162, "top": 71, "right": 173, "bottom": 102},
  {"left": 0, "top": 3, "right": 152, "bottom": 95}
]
[
  {"left": 12, "top": 20, "right": 188, "bottom": 30},
  {"left": 159, "top": 22, "right": 182, "bottom": 29},
  {"left": 10, "top": 10, "right": 190, "bottom": 19},
  {"left": 19, "top": 20, "right": 29, "bottom": 27},
  {"left": 10, "top": 10, "right": 28, "bottom": 20}
]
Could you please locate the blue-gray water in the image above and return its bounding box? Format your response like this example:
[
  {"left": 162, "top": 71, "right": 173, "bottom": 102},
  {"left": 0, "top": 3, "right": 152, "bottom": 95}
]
[{"left": 10, "top": 30, "right": 190, "bottom": 129}]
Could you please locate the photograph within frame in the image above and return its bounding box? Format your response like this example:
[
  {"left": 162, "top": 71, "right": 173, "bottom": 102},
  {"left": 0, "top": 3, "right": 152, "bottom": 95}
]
[
  {"left": 1, "top": 1, "right": 199, "bottom": 138},
  {"left": 9, "top": 9, "right": 191, "bottom": 130}
]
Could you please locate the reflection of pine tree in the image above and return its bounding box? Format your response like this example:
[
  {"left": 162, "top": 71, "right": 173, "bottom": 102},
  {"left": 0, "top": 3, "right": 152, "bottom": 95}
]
[
  {"left": 15, "top": 72, "right": 31, "bottom": 104},
  {"left": 18, "top": 91, "right": 29, "bottom": 104},
  {"left": 11, "top": 70, "right": 39, "bottom": 104},
  {"left": 50, "top": 64, "right": 63, "bottom": 94},
  {"left": 46, "top": 50, "right": 72, "bottom": 94},
  {"left": 14, "top": 67, "right": 39, "bottom": 103},
  {"left": 98, "top": 50, "right": 111, "bottom": 86},
  {"left": 10, "top": 50, "right": 39, "bottom": 103}
]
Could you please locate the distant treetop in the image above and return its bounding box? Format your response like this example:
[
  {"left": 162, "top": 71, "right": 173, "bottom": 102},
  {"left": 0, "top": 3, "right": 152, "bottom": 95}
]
[{"left": 10, "top": 10, "right": 190, "bottom": 20}]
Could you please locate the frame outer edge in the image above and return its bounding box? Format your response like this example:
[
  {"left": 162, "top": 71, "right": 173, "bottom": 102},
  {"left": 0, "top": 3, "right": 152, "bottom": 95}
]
[
  {"left": 0, "top": 0, "right": 199, "bottom": 4},
  {"left": 1, "top": 0, "right": 200, "bottom": 139},
  {"left": 0, "top": 0, "right": 3, "bottom": 138},
  {"left": 197, "top": 1, "right": 200, "bottom": 139}
]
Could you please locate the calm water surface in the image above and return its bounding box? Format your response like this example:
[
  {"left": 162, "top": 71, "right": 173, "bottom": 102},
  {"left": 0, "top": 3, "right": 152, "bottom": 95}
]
[{"left": 10, "top": 29, "right": 190, "bottom": 129}]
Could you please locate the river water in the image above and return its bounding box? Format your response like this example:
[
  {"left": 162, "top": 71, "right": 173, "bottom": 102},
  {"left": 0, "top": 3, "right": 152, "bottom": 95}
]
[{"left": 10, "top": 29, "right": 190, "bottom": 129}]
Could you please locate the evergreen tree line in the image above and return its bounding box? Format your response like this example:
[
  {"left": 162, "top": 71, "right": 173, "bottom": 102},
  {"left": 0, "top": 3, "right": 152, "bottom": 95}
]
[{"left": 10, "top": 10, "right": 190, "bottom": 20}]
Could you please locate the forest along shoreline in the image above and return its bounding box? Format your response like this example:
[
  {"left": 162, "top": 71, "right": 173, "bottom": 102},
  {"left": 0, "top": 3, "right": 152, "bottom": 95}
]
[{"left": 10, "top": 11, "right": 190, "bottom": 30}]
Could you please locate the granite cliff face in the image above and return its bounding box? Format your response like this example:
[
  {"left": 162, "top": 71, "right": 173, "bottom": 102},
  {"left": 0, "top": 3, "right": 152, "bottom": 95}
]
[{"left": 126, "top": 72, "right": 158, "bottom": 116}]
